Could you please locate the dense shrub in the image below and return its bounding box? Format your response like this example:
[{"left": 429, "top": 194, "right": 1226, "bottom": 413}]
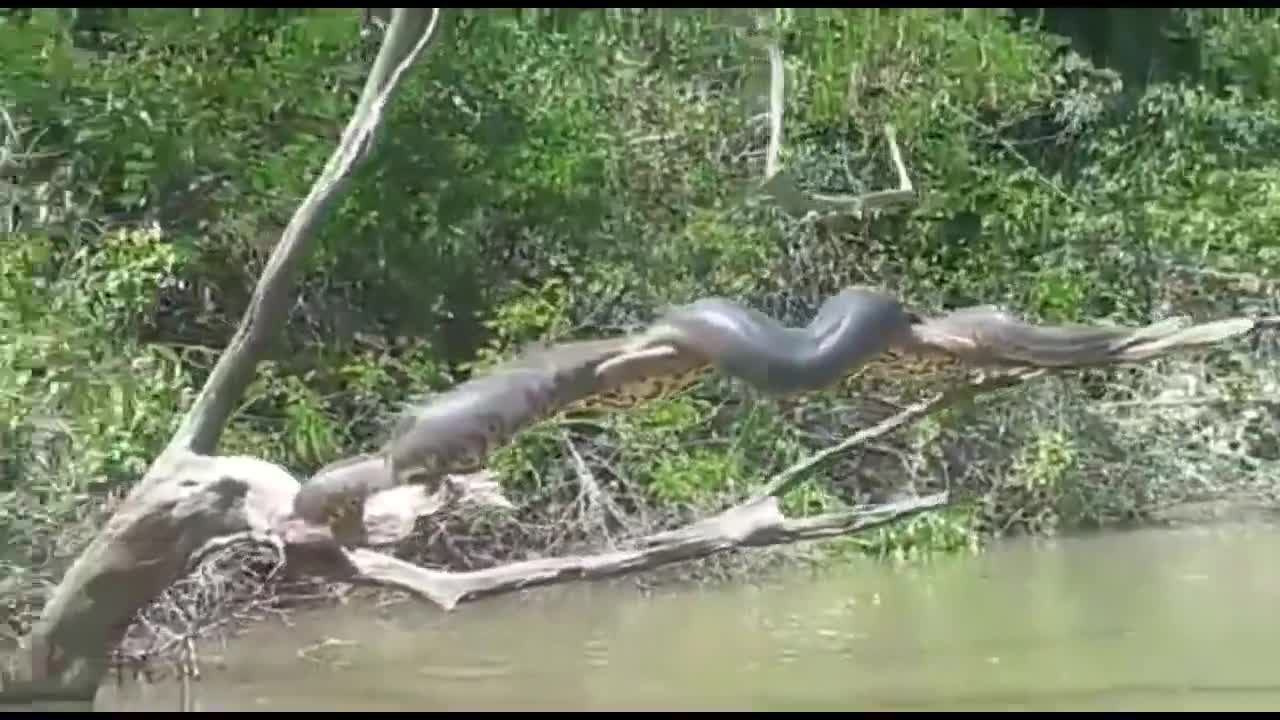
[{"left": 3, "top": 9, "right": 1279, "bottom": 593}]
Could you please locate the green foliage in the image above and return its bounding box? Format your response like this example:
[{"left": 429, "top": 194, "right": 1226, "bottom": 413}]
[
  {"left": 855, "top": 507, "right": 982, "bottom": 562},
  {"left": 0, "top": 227, "right": 192, "bottom": 567},
  {"left": 6, "top": 7, "right": 1280, "bottom": 580}
]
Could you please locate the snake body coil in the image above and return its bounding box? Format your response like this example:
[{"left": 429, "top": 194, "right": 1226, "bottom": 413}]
[
  {"left": 634, "top": 287, "right": 917, "bottom": 395},
  {"left": 293, "top": 285, "right": 1149, "bottom": 539},
  {"left": 293, "top": 338, "right": 641, "bottom": 532}
]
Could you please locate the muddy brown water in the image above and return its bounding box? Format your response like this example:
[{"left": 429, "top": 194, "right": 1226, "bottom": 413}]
[{"left": 84, "top": 522, "right": 1280, "bottom": 710}]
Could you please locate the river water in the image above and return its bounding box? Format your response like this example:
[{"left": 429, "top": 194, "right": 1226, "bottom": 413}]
[{"left": 99, "top": 522, "right": 1280, "bottom": 711}]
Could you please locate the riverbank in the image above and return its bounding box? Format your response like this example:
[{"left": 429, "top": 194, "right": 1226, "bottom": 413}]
[{"left": 7, "top": 481, "right": 1277, "bottom": 688}]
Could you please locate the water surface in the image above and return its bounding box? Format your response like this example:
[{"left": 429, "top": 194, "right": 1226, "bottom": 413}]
[{"left": 101, "top": 522, "right": 1280, "bottom": 711}]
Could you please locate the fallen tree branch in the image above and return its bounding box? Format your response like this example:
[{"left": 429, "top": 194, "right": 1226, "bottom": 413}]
[
  {"left": 0, "top": 441, "right": 947, "bottom": 702},
  {"left": 342, "top": 493, "right": 948, "bottom": 611}
]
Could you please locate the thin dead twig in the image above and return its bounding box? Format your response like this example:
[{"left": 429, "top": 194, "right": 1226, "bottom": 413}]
[
  {"left": 342, "top": 491, "right": 945, "bottom": 611},
  {"left": 764, "top": 42, "right": 784, "bottom": 181},
  {"left": 561, "top": 431, "right": 627, "bottom": 543},
  {"left": 754, "top": 369, "right": 1043, "bottom": 501},
  {"left": 758, "top": 40, "right": 915, "bottom": 218},
  {"left": 166, "top": 8, "right": 443, "bottom": 457}
]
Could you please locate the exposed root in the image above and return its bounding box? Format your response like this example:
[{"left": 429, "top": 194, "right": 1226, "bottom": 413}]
[{"left": 109, "top": 539, "right": 289, "bottom": 685}]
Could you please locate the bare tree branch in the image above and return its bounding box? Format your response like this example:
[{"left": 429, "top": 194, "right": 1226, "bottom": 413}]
[
  {"left": 803, "top": 125, "right": 914, "bottom": 212},
  {"left": 0, "top": 106, "right": 20, "bottom": 178},
  {"left": 341, "top": 493, "right": 948, "bottom": 610},
  {"left": 758, "top": 39, "right": 915, "bottom": 218},
  {"left": 168, "top": 8, "right": 443, "bottom": 457},
  {"left": 753, "top": 369, "right": 1043, "bottom": 501},
  {"left": 0, "top": 9, "right": 445, "bottom": 704},
  {"left": 6, "top": 6, "right": 1280, "bottom": 710},
  {"left": 764, "top": 41, "right": 784, "bottom": 181}
]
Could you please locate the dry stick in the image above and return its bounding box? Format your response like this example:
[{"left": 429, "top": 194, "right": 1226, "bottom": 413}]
[
  {"left": 764, "top": 41, "right": 784, "bottom": 181},
  {"left": 561, "top": 431, "right": 626, "bottom": 538},
  {"left": 0, "top": 106, "right": 19, "bottom": 177},
  {"left": 167, "top": 7, "right": 443, "bottom": 457},
  {"left": 753, "top": 369, "right": 1043, "bottom": 502},
  {"left": 759, "top": 40, "right": 915, "bottom": 217},
  {"left": 341, "top": 491, "right": 946, "bottom": 611}
]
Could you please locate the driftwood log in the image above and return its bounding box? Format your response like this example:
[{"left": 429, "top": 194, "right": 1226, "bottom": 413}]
[{"left": 1, "top": 8, "right": 1275, "bottom": 706}]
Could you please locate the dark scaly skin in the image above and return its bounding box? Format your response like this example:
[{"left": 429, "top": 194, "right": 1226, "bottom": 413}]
[
  {"left": 293, "top": 286, "right": 1159, "bottom": 540},
  {"left": 294, "top": 290, "right": 914, "bottom": 536},
  {"left": 292, "top": 453, "right": 391, "bottom": 544},
  {"left": 907, "top": 305, "right": 1138, "bottom": 367},
  {"left": 376, "top": 336, "right": 717, "bottom": 502},
  {"left": 293, "top": 339, "right": 648, "bottom": 534},
  {"left": 631, "top": 287, "right": 918, "bottom": 395}
]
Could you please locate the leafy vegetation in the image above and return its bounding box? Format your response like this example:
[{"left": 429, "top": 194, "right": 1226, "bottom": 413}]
[{"left": 3, "top": 8, "right": 1280, "bottom": 599}]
